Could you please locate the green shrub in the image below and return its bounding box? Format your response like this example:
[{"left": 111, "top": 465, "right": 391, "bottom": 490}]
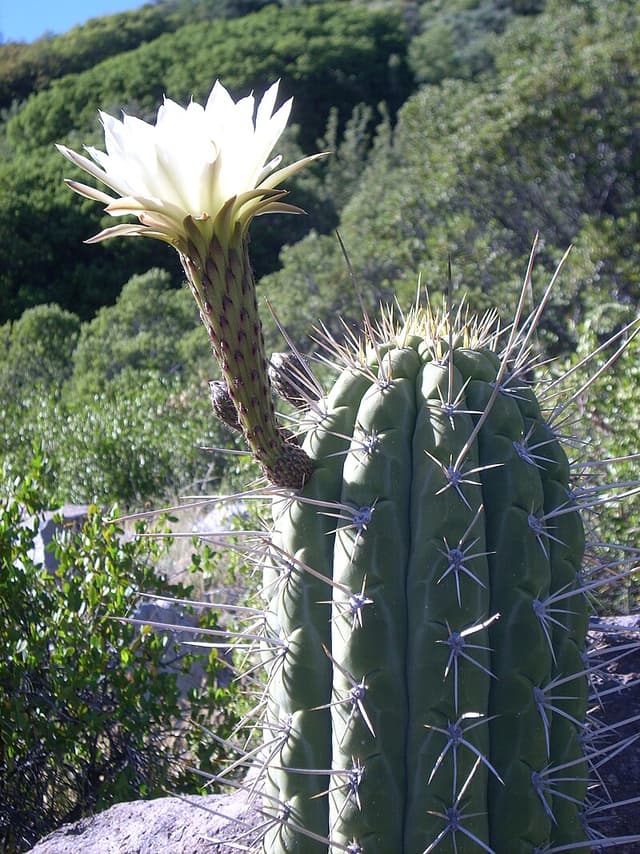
[
  {"left": 0, "top": 458, "right": 238, "bottom": 851},
  {"left": 69, "top": 268, "right": 208, "bottom": 395},
  {"left": 408, "top": 1, "right": 509, "bottom": 85},
  {"left": 0, "top": 371, "right": 231, "bottom": 507},
  {"left": 0, "top": 303, "right": 81, "bottom": 392},
  {"left": 559, "top": 313, "right": 640, "bottom": 613}
]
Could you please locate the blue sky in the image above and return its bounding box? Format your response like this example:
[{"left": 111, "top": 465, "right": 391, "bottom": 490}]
[{"left": 1, "top": 0, "right": 146, "bottom": 43}]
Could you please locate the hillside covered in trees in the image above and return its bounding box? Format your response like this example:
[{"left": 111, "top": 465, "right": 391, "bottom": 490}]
[{"left": 0, "top": 0, "right": 638, "bottom": 511}]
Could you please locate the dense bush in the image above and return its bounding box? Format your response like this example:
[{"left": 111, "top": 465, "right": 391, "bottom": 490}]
[
  {"left": 564, "top": 317, "right": 640, "bottom": 613},
  {"left": 0, "top": 146, "right": 173, "bottom": 322},
  {"left": 0, "top": 2, "right": 181, "bottom": 109},
  {"left": 0, "top": 264, "right": 239, "bottom": 508},
  {"left": 0, "top": 303, "right": 80, "bottom": 391},
  {"left": 6, "top": 3, "right": 411, "bottom": 154},
  {"left": 69, "top": 268, "right": 208, "bottom": 395},
  {"left": 0, "top": 373, "right": 230, "bottom": 507},
  {"left": 0, "top": 459, "right": 239, "bottom": 852},
  {"left": 408, "top": 0, "right": 515, "bottom": 85}
]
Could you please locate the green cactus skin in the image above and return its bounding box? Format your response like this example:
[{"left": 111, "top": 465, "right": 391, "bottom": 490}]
[
  {"left": 263, "top": 367, "right": 374, "bottom": 852},
  {"left": 261, "top": 326, "right": 592, "bottom": 854}
]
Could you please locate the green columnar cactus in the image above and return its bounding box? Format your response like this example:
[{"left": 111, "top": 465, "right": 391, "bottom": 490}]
[
  {"left": 260, "top": 307, "right": 596, "bottom": 854},
  {"left": 60, "top": 80, "right": 639, "bottom": 854}
]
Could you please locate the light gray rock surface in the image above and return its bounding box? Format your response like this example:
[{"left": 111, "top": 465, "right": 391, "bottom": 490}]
[
  {"left": 28, "top": 788, "right": 263, "bottom": 854},
  {"left": 28, "top": 505, "right": 90, "bottom": 572}
]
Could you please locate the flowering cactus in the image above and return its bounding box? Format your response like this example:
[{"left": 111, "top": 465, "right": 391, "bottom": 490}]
[
  {"left": 60, "top": 81, "right": 640, "bottom": 853},
  {"left": 58, "top": 80, "right": 323, "bottom": 487}
]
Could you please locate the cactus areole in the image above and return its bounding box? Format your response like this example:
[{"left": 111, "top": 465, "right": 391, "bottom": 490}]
[{"left": 261, "top": 306, "right": 591, "bottom": 854}]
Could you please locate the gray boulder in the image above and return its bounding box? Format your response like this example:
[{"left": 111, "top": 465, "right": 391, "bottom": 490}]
[
  {"left": 28, "top": 505, "right": 90, "bottom": 572},
  {"left": 27, "top": 789, "right": 263, "bottom": 854}
]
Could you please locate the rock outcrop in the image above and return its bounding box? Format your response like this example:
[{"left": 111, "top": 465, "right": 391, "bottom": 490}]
[{"left": 28, "top": 788, "right": 262, "bottom": 854}]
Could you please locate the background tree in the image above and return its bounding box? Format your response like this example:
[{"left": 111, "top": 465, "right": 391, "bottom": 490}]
[{"left": 0, "top": 303, "right": 80, "bottom": 392}]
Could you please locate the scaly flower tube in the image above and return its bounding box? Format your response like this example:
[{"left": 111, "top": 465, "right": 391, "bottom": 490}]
[{"left": 58, "top": 80, "right": 323, "bottom": 487}]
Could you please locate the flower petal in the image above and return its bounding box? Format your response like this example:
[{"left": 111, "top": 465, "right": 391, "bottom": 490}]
[
  {"left": 85, "top": 223, "right": 152, "bottom": 243},
  {"left": 59, "top": 79, "right": 323, "bottom": 247},
  {"left": 261, "top": 152, "right": 329, "bottom": 190},
  {"left": 64, "top": 179, "right": 116, "bottom": 205},
  {"left": 57, "top": 143, "right": 129, "bottom": 197}
]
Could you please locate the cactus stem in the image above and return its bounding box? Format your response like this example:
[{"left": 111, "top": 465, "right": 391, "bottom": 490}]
[
  {"left": 267, "top": 540, "right": 352, "bottom": 595},
  {"left": 325, "top": 766, "right": 365, "bottom": 831},
  {"left": 490, "top": 375, "right": 530, "bottom": 401},
  {"left": 262, "top": 805, "right": 334, "bottom": 850},
  {"left": 435, "top": 377, "right": 480, "bottom": 426},
  {"left": 321, "top": 500, "right": 378, "bottom": 542},
  {"left": 532, "top": 598, "right": 573, "bottom": 659},
  {"left": 350, "top": 425, "right": 381, "bottom": 459},
  {"left": 340, "top": 684, "right": 374, "bottom": 740},
  {"left": 314, "top": 760, "right": 365, "bottom": 805},
  {"left": 340, "top": 761, "right": 365, "bottom": 810},
  {"left": 532, "top": 771, "right": 562, "bottom": 822},
  {"left": 513, "top": 431, "right": 556, "bottom": 467},
  {"left": 442, "top": 499, "right": 486, "bottom": 550},
  {"left": 540, "top": 750, "right": 597, "bottom": 780},
  {"left": 531, "top": 762, "right": 590, "bottom": 818},
  {"left": 534, "top": 685, "right": 585, "bottom": 757},
  {"left": 427, "top": 452, "right": 494, "bottom": 509},
  {"left": 539, "top": 668, "right": 589, "bottom": 699},
  {"left": 527, "top": 510, "right": 566, "bottom": 558},
  {"left": 327, "top": 576, "right": 374, "bottom": 630},
  {"left": 346, "top": 587, "right": 373, "bottom": 630}
]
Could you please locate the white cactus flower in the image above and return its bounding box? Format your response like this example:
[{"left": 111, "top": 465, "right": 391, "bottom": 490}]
[{"left": 57, "top": 80, "right": 322, "bottom": 249}]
